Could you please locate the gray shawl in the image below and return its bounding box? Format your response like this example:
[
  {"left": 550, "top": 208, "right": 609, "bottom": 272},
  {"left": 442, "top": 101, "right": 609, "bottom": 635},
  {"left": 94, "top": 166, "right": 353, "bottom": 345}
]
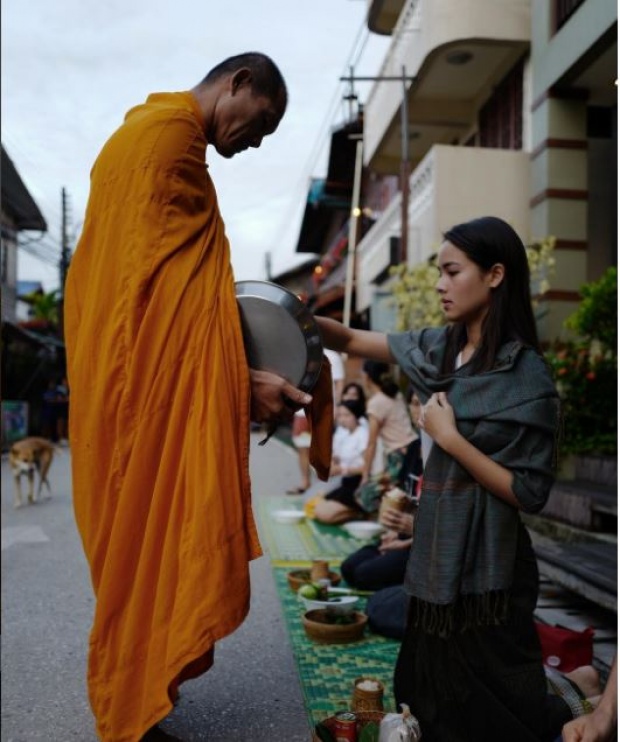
[{"left": 388, "top": 327, "right": 559, "bottom": 636}]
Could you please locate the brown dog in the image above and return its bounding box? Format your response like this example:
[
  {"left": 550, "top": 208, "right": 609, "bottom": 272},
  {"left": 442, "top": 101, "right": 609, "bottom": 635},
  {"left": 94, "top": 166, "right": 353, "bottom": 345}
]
[{"left": 9, "top": 437, "right": 58, "bottom": 508}]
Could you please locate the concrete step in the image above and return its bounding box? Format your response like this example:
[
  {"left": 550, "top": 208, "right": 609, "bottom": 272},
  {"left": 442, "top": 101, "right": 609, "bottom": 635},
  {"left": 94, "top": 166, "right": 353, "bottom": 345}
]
[
  {"left": 540, "top": 479, "right": 617, "bottom": 532},
  {"left": 526, "top": 523, "right": 617, "bottom": 613}
]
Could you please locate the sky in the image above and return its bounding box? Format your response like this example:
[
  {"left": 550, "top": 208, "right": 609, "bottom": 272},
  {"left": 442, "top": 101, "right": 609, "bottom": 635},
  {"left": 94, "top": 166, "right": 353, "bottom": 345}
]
[{"left": 1, "top": 0, "right": 391, "bottom": 292}]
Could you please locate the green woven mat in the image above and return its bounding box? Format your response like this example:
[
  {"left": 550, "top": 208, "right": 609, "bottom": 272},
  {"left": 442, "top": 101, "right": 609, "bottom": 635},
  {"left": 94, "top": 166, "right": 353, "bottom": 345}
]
[
  {"left": 255, "top": 496, "right": 363, "bottom": 563},
  {"left": 272, "top": 566, "right": 400, "bottom": 731}
]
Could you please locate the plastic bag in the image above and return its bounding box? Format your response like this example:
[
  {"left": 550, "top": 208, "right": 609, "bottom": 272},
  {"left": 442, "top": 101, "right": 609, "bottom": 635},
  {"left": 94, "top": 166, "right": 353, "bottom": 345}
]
[{"left": 378, "top": 704, "right": 422, "bottom": 741}]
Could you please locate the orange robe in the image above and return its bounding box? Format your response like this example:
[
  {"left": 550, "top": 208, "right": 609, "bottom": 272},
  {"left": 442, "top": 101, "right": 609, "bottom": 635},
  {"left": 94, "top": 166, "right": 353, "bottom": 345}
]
[{"left": 64, "top": 91, "right": 262, "bottom": 742}]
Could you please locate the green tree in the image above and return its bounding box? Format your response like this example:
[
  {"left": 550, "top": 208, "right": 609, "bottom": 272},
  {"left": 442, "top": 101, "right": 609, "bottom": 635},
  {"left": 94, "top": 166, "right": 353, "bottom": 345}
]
[
  {"left": 546, "top": 267, "right": 617, "bottom": 456},
  {"left": 24, "top": 289, "right": 61, "bottom": 326}
]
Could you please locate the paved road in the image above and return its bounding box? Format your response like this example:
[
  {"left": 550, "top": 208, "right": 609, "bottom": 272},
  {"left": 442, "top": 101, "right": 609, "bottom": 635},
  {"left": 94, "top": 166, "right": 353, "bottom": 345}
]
[{"left": 1, "top": 432, "right": 311, "bottom": 741}]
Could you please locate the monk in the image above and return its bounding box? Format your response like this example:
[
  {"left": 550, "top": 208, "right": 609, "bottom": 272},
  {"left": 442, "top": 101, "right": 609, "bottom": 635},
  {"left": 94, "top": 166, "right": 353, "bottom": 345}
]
[{"left": 64, "top": 53, "right": 311, "bottom": 742}]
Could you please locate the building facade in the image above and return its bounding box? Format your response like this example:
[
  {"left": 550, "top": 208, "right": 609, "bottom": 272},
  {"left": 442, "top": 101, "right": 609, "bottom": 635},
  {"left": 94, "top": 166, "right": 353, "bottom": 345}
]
[
  {"left": 356, "top": 0, "right": 617, "bottom": 339},
  {"left": 1, "top": 145, "right": 47, "bottom": 323}
]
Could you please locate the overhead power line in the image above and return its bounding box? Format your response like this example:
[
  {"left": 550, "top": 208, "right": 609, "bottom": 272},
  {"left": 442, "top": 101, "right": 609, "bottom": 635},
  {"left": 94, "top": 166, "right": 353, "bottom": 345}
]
[
  {"left": 18, "top": 240, "right": 60, "bottom": 267},
  {"left": 269, "top": 17, "right": 373, "bottom": 266}
]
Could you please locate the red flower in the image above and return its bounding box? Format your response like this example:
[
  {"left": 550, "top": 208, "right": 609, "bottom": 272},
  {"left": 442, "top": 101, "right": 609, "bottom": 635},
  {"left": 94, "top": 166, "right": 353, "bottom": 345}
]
[{"left": 586, "top": 372, "right": 596, "bottom": 381}]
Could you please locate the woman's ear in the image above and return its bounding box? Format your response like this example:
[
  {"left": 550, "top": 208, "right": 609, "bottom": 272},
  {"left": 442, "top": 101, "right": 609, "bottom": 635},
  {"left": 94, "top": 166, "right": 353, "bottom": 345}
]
[{"left": 488, "top": 263, "right": 505, "bottom": 288}]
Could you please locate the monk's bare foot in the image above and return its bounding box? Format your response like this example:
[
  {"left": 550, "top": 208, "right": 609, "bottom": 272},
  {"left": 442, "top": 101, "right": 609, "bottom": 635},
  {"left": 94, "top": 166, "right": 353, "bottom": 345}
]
[
  {"left": 566, "top": 665, "right": 602, "bottom": 699},
  {"left": 141, "top": 725, "right": 182, "bottom": 741}
]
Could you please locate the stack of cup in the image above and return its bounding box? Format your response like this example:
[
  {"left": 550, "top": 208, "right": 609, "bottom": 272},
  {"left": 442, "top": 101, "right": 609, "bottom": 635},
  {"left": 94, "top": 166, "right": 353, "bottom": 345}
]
[
  {"left": 378, "top": 487, "right": 409, "bottom": 521},
  {"left": 352, "top": 676, "right": 385, "bottom": 712},
  {"left": 310, "top": 559, "right": 330, "bottom": 582}
]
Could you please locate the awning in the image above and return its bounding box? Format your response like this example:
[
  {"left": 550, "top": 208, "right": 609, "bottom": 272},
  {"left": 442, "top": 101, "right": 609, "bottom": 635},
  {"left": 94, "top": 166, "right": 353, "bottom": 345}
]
[
  {"left": 295, "top": 115, "right": 363, "bottom": 255},
  {"left": 1, "top": 145, "right": 47, "bottom": 232},
  {"left": 295, "top": 178, "right": 350, "bottom": 254}
]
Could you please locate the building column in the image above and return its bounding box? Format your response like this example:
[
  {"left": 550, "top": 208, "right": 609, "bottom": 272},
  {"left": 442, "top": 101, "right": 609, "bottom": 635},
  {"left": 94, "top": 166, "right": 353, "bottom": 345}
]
[{"left": 530, "top": 92, "right": 588, "bottom": 340}]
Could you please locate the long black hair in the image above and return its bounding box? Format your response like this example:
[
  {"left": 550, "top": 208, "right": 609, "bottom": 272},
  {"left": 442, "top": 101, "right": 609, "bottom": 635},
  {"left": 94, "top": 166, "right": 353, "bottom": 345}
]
[
  {"left": 441, "top": 216, "right": 541, "bottom": 375},
  {"left": 362, "top": 360, "right": 399, "bottom": 398},
  {"left": 338, "top": 398, "right": 365, "bottom": 420},
  {"left": 341, "top": 381, "right": 367, "bottom": 409}
]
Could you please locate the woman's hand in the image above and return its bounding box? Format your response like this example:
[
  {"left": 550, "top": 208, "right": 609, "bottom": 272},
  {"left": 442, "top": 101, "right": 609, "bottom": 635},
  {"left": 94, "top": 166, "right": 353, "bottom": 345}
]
[
  {"left": 419, "top": 392, "right": 458, "bottom": 449},
  {"left": 379, "top": 508, "right": 415, "bottom": 535},
  {"left": 378, "top": 530, "right": 399, "bottom": 550},
  {"left": 329, "top": 462, "right": 343, "bottom": 478},
  {"left": 249, "top": 369, "right": 312, "bottom": 424},
  {"left": 379, "top": 532, "right": 413, "bottom": 553}
]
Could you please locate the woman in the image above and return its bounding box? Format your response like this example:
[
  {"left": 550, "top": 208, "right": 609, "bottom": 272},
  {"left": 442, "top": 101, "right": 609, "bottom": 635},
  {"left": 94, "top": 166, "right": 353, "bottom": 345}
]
[
  {"left": 340, "top": 507, "right": 414, "bottom": 591},
  {"left": 312, "top": 399, "right": 369, "bottom": 524},
  {"left": 341, "top": 387, "right": 424, "bottom": 590},
  {"left": 355, "top": 360, "right": 418, "bottom": 513},
  {"left": 341, "top": 381, "right": 367, "bottom": 406},
  {"left": 316, "top": 216, "right": 589, "bottom": 741}
]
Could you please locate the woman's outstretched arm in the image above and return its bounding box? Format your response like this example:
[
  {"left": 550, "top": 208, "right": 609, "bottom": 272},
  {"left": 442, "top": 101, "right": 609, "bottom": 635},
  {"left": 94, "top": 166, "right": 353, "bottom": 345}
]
[{"left": 316, "top": 317, "right": 393, "bottom": 362}]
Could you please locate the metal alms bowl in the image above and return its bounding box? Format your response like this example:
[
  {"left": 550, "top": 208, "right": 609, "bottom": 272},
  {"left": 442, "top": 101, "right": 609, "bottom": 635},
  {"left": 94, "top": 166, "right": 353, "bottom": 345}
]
[{"left": 235, "top": 280, "right": 323, "bottom": 393}]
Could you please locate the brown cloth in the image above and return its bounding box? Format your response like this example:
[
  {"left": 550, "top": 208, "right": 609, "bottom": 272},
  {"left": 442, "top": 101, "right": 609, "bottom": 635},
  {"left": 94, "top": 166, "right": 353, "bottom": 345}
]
[{"left": 306, "top": 355, "right": 334, "bottom": 481}]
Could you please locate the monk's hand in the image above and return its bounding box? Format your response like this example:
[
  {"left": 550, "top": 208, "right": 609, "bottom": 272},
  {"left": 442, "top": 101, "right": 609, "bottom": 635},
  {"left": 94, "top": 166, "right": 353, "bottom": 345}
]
[
  {"left": 249, "top": 369, "right": 312, "bottom": 425},
  {"left": 419, "top": 391, "right": 458, "bottom": 449}
]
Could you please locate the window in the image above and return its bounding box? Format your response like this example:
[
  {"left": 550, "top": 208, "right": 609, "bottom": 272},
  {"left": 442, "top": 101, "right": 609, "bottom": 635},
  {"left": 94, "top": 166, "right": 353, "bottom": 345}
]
[
  {"left": 1, "top": 237, "right": 8, "bottom": 284},
  {"left": 553, "top": 0, "right": 586, "bottom": 32},
  {"left": 478, "top": 59, "right": 524, "bottom": 151}
]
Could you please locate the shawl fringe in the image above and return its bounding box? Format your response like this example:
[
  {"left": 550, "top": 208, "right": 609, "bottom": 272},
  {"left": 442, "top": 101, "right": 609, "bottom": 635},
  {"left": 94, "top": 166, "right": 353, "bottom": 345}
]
[{"left": 410, "top": 591, "right": 511, "bottom": 637}]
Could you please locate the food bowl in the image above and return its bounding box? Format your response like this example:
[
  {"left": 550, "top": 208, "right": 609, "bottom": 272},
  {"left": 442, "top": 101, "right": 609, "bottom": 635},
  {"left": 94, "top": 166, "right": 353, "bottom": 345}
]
[
  {"left": 271, "top": 509, "right": 305, "bottom": 525},
  {"left": 298, "top": 593, "right": 359, "bottom": 615},
  {"left": 302, "top": 609, "right": 368, "bottom": 644},
  {"left": 343, "top": 520, "right": 384, "bottom": 540},
  {"left": 287, "top": 569, "right": 341, "bottom": 592}
]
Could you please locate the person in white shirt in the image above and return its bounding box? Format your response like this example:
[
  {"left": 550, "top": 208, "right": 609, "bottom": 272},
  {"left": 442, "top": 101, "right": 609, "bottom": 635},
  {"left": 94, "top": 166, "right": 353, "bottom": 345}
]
[{"left": 313, "top": 399, "right": 369, "bottom": 524}]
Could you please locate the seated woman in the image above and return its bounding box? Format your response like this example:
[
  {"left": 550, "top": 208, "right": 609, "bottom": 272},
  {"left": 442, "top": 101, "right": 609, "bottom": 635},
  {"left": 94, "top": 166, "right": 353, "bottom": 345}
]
[
  {"left": 340, "top": 506, "right": 414, "bottom": 591},
  {"left": 355, "top": 361, "right": 419, "bottom": 514},
  {"left": 312, "top": 399, "right": 370, "bottom": 525},
  {"left": 341, "top": 381, "right": 367, "bottom": 412}
]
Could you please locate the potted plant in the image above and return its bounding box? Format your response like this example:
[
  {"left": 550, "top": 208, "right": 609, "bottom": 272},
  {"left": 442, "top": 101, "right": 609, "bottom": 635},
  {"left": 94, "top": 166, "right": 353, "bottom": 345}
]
[{"left": 546, "top": 267, "right": 617, "bottom": 484}]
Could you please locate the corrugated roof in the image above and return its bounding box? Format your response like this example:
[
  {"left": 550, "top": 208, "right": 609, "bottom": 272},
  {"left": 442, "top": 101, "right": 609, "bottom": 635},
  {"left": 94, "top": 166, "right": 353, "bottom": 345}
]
[{"left": 1, "top": 144, "right": 47, "bottom": 232}]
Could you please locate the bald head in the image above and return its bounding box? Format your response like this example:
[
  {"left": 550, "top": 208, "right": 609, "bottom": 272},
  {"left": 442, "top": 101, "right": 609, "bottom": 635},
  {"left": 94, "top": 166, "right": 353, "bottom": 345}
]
[
  {"left": 192, "top": 52, "right": 288, "bottom": 158},
  {"left": 200, "top": 52, "right": 287, "bottom": 116}
]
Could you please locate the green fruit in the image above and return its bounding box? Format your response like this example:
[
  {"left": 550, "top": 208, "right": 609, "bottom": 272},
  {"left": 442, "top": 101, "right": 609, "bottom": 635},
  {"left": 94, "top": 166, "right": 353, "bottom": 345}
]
[{"left": 299, "top": 584, "right": 319, "bottom": 599}]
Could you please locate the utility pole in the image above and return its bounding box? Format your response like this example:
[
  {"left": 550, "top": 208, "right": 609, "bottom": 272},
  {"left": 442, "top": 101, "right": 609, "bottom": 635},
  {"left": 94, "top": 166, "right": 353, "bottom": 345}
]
[
  {"left": 264, "top": 251, "right": 272, "bottom": 281},
  {"left": 58, "top": 187, "right": 73, "bottom": 341},
  {"left": 342, "top": 136, "right": 364, "bottom": 329},
  {"left": 339, "top": 70, "right": 416, "bottom": 265},
  {"left": 399, "top": 66, "right": 410, "bottom": 265},
  {"left": 343, "top": 66, "right": 358, "bottom": 121},
  {"left": 59, "top": 187, "right": 72, "bottom": 293}
]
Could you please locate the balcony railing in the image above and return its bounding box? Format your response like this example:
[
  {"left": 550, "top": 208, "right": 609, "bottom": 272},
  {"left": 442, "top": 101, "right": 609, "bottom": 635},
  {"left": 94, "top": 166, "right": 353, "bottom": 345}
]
[{"left": 356, "top": 144, "right": 531, "bottom": 312}]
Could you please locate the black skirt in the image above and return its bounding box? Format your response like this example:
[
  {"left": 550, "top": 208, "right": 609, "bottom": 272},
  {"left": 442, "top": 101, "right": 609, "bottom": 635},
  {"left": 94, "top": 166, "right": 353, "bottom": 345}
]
[
  {"left": 393, "top": 526, "right": 573, "bottom": 742},
  {"left": 324, "top": 474, "right": 363, "bottom": 510}
]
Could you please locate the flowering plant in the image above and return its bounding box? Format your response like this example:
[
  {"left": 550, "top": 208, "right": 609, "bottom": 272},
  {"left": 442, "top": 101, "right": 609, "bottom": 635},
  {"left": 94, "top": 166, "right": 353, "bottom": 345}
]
[
  {"left": 545, "top": 267, "right": 617, "bottom": 456},
  {"left": 546, "top": 340, "right": 617, "bottom": 455}
]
